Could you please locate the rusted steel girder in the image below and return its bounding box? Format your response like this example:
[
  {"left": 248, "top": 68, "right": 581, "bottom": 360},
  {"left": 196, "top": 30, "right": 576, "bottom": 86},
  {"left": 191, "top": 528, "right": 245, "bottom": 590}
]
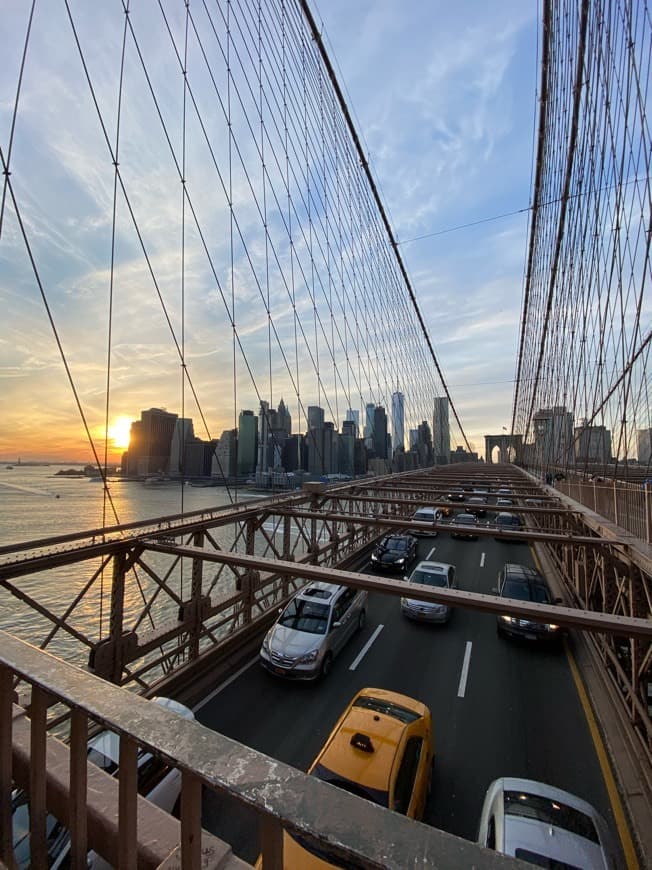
[{"left": 144, "top": 543, "right": 651, "bottom": 639}]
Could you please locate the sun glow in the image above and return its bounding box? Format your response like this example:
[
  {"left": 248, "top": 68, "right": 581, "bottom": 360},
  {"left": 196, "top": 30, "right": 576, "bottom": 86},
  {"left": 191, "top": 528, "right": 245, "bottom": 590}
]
[{"left": 108, "top": 416, "right": 133, "bottom": 450}]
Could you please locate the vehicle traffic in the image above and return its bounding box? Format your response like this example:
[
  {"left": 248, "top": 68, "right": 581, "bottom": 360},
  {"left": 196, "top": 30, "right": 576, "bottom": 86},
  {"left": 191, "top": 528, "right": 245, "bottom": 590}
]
[
  {"left": 494, "top": 563, "right": 562, "bottom": 642},
  {"left": 401, "top": 561, "right": 457, "bottom": 623},
  {"left": 260, "top": 582, "right": 368, "bottom": 679},
  {"left": 477, "top": 777, "right": 616, "bottom": 869},
  {"left": 370, "top": 533, "right": 417, "bottom": 571},
  {"left": 410, "top": 507, "right": 444, "bottom": 535},
  {"left": 278, "top": 687, "right": 434, "bottom": 867},
  {"left": 450, "top": 512, "right": 480, "bottom": 539},
  {"left": 493, "top": 512, "right": 523, "bottom": 539}
]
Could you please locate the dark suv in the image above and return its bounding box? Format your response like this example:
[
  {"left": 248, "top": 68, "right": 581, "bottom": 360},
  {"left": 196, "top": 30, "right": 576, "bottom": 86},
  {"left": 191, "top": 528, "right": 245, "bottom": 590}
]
[{"left": 495, "top": 563, "right": 562, "bottom": 642}]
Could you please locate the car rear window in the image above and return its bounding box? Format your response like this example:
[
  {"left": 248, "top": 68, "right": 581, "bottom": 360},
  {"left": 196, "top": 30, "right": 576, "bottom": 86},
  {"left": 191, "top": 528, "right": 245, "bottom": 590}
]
[
  {"left": 312, "top": 764, "right": 389, "bottom": 807},
  {"left": 353, "top": 694, "right": 421, "bottom": 724},
  {"left": 413, "top": 510, "right": 434, "bottom": 521},
  {"left": 410, "top": 568, "right": 448, "bottom": 588},
  {"left": 504, "top": 791, "right": 599, "bottom": 843},
  {"left": 514, "top": 848, "right": 581, "bottom": 869}
]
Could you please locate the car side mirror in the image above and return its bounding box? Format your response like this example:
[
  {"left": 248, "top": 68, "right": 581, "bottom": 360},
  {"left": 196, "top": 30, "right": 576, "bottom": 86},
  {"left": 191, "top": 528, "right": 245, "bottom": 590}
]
[
  {"left": 278, "top": 607, "right": 283, "bottom": 613},
  {"left": 332, "top": 620, "right": 342, "bottom": 629}
]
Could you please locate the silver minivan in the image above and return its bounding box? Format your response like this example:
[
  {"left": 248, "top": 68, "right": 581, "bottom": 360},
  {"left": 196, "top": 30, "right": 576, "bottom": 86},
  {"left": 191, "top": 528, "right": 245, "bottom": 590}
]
[
  {"left": 260, "top": 582, "right": 368, "bottom": 680},
  {"left": 411, "top": 506, "right": 444, "bottom": 536},
  {"left": 401, "top": 560, "right": 456, "bottom": 623}
]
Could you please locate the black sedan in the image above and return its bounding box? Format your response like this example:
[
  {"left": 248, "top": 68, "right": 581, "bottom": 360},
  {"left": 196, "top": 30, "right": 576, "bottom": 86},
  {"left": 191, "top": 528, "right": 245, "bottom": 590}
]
[{"left": 370, "top": 534, "right": 417, "bottom": 572}]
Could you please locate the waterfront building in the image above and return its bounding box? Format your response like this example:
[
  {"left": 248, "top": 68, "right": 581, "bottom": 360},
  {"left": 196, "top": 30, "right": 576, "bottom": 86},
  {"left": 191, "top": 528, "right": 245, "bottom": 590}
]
[
  {"left": 364, "top": 402, "right": 375, "bottom": 447},
  {"left": 433, "top": 397, "right": 450, "bottom": 465},
  {"left": 213, "top": 430, "right": 237, "bottom": 479},
  {"left": 372, "top": 406, "right": 388, "bottom": 459},
  {"left": 637, "top": 428, "right": 652, "bottom": 464},
  {"left": 126, "top": 408, "right": 178, "bottom": 476},
  {"left": 237, "top": 410, "right": 258, "bottom": 475},
  {"left": 169, "top": 418, "right": 195, "bottom": 476},
  {"left": 391, "top": 391, "right": 405, "bottom": 453},
  {"left": 257, "top": 401, "right": 270, "bottom": 473},
  {"left": 345, "top": 408, "right": 360, "bottom": 437}
]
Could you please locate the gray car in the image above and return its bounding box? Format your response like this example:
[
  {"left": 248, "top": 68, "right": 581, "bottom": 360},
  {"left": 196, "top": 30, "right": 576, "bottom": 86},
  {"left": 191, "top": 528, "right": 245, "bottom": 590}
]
[
  {"left": 401, "top": 561, "right": 456, "bottom": 623},
  {"left": 259, "top": 582, "right": 368, "bottom": 680}
]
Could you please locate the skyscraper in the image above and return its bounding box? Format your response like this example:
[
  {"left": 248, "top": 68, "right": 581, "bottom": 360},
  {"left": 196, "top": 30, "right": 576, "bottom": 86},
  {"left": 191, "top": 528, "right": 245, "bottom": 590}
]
[
  {"left": 364, "top": 402, "right": 375, "bottom": 446},
  {"left": 257, "top": 400, "right": 270, "bottom": 473},
  {"left": 433, "top": 397, "right": 450, "bottom": 465},
  {"left": 373, "top": 406, "right": 388, "bottom": 459},
  {"left": 126, "top": 408, "right": 178, "bottom": 476},
  {"left": 238, "top": 410, "right": 258, "bottom": 475},
  {"left": 391, "top": 391, "right": 405, "bottom": 453},
  {"left": 345, "top": 409, "right": 360, "bottom": 437},
  {"left": 637, "top": 429, "right": 652, "bottom": 465}
]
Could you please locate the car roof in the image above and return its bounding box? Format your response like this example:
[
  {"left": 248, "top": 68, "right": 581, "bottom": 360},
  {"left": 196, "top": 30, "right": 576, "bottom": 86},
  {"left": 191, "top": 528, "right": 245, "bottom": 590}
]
[
  {"left": 496, "top": 512, "right": 519, "bottom": 520},
  {"left": 296, "top": 581, "right": 341, "bottom": 602},
  {"left": 312, "top": 688, "right": 429, "bottom": 793},
  {"left": 502, "top": 816, "right": 607, "bottom": 867},
  {"left": 413, "top": 506, "right": 438, "bottom": 515},
  {"left": 411, "top": 560, "right": 453, "bottom": 573},
  {"left": 503, "top": 563, "right": 544, "bottom": 582},
  {"left": 456, "top": 512, "right": 478, "bottom": 521}
]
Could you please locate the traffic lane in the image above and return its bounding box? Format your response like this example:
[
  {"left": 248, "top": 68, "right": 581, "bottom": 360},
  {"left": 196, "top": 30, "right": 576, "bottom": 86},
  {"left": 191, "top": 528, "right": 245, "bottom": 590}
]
[
  {"left": 196, "top": 533, "right": 621, "bottom": 863},
  {"left": 429, "top": 532, "right": 622, "bottom": 855},
  {"left": 372, "top": 530, "right": 622, "bottom": 852},
  {"left": 196, "top": 590, "right": 402, "bottom": 862}
]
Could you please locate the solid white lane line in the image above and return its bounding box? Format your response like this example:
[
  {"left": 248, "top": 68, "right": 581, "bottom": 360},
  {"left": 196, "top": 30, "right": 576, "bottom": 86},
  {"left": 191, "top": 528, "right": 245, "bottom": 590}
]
[
  {"left": 480, "top": 552, "right": 486, "bottom": 568},
  {"left": 457, "top": 641, "right": 473, "bottom": 698},
  {"left": 192, "top": 655, "right": 259, "bottom": 712},
  {"left": 426, "top": 545, "right": 437, "bottom": 560},
  {"left": 349, "top": 624, "right": 384, "bottom": 671}
]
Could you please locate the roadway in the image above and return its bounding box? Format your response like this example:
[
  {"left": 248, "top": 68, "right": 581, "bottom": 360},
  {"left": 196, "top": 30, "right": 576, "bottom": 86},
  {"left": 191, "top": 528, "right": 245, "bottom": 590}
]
[{"left": 194, "top": 512, "right": 624, "bottom": 866}]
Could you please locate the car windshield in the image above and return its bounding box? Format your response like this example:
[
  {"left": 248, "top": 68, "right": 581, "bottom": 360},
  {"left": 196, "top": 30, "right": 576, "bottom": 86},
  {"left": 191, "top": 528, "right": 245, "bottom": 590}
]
[
  {"left": 410, "top": 569, "right": 448, "bottom": 588},
  {"left": 382, "top": 536, "right": 410, "bottom": 552},
  {"left": 504, "top": 791, "right": 599, "bottom": 843},
  {"left": 279, "top": 598, "right": 330, "bottom": 634},
  {"left": 353, "top": 694, "right": 421, "bottom": 724},
  {"left": 312, "top": 763, "right": 389, "bottom": 807},
  {"left": 503, "top": 579, "right": 551, "bottom": 604}
]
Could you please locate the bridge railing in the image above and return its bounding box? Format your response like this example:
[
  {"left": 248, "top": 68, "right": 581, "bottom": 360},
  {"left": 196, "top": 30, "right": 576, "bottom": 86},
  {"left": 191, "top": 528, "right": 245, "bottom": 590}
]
[
  {"left": 0, "top": 629, "right": 521, "bottom": 870},
  {"left": 553, "top": 473, "right": 652, "bottom": 543}
]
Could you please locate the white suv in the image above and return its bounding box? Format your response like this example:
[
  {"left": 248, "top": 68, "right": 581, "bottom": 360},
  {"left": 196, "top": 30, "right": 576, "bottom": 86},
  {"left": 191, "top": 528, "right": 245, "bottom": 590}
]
[{"left": 260, "top": 582, "right": 367, "bottom": 680}]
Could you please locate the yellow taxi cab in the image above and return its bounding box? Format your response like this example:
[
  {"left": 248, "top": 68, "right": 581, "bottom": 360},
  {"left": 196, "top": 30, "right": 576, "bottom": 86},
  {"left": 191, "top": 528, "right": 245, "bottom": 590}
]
[{"left": 259, "top": 687, "right": 434, "bottom": 868}]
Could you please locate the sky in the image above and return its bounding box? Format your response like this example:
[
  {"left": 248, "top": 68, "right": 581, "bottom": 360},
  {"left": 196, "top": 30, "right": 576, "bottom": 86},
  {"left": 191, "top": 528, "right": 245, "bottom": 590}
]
[{"left": 0, "top": 0, "right": 539, "bottom": 463}]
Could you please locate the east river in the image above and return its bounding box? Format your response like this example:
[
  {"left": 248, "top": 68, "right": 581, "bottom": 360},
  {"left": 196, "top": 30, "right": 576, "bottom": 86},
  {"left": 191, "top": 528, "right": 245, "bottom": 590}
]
[{"left": 0, "top": 464, "right": 264, "bottom": 663}]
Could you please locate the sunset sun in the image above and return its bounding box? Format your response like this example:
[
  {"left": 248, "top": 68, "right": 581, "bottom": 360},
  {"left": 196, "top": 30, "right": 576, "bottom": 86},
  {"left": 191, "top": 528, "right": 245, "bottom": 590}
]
[{"left": 108, "top": 416, "right": 133, "bottom": 450}]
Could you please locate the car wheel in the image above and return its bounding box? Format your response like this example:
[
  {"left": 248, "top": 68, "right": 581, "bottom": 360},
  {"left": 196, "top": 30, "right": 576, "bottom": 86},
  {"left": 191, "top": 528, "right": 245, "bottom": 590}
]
[
  {"left": 320, "top": 652, "right": 333, "bottom": 679},
  {"left": 357, "top": 609, "right": 366, "bottom": 631}
]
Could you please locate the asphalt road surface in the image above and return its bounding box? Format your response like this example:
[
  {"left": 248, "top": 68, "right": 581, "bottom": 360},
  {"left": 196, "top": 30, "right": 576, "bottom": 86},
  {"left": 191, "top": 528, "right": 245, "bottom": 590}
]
[{"left": 195, "top": 517, "right": 624, "bottom": 866}]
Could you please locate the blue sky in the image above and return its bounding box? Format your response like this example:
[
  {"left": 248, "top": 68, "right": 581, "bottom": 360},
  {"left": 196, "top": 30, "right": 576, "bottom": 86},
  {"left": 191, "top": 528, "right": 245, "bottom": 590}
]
[
  {"left": 314, "top": 0, "right": 539, "bottom": 446},
  {"left": 0, "top": 1, "right": 539, "bottom": 461}
]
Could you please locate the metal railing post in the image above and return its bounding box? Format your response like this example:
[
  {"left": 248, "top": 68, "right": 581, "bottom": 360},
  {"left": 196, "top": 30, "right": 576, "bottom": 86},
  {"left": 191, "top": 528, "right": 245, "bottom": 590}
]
[
  {"left": 260, "top": 814, "right": 284, "bottom": 870},
  {"left": 0, "top": 665, "right": 13, "bottom": 867},
  {"left": 613, "top": 480, "right": 619, "bottom": 526},
  {"left": 646, "top": 484, "right": 651, "bottom": 544}
]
